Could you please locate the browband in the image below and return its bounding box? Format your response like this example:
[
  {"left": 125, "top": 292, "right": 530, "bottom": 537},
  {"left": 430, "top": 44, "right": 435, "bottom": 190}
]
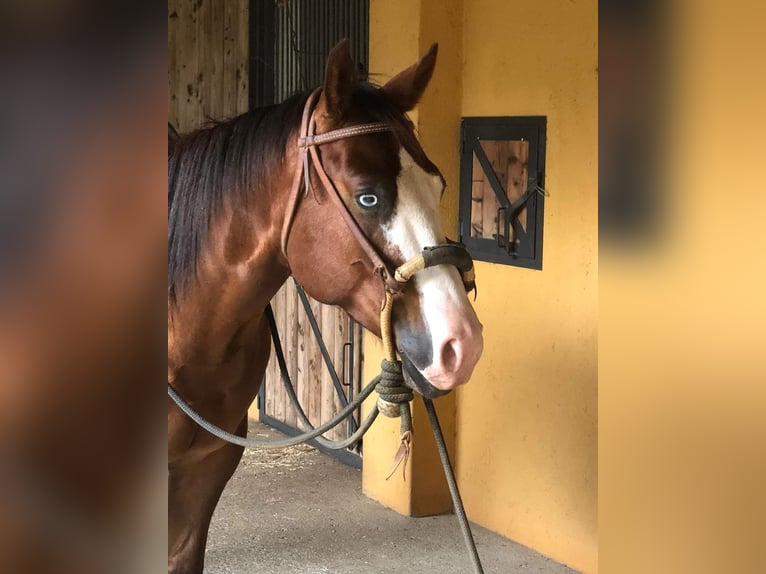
[
  {"left": 298, "top": 122, "right": 391, "bottom": 148},
  {"left": 281, "top": 89, "right": 403, "bottom": 291}
]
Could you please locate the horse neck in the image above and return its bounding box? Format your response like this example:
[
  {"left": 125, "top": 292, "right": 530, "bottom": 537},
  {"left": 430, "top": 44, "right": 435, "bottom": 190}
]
[{"left": 168, "top": 140, "right": 299, "bottom": 368}]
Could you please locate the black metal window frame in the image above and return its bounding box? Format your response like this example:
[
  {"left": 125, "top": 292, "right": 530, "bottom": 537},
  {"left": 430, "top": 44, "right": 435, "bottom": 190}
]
[{"left": 459, "top": 116, "right": 547, "bottom": 270}]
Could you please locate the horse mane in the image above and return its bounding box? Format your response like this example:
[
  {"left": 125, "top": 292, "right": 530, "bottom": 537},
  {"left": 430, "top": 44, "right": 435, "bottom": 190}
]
[
  {"left": 167, "top": 83, "right": 427, "bottom": 304},
  {"left": 168, "top": 91, "right": 310, "bottom": 302}
]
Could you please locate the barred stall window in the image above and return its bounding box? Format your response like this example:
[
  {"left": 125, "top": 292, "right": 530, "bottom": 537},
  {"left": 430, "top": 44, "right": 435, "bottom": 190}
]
[
  {"left": 459, "top": 117, "right": 547, "bottom": 270},
  {"left": 250, "top": 0, "right": 369, "bottom": 109}
]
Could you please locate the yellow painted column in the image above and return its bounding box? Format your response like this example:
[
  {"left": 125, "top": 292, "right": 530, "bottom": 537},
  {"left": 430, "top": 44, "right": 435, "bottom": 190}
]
[
  {"left": 248, "top": 397, "right": 260, "bottom": 421},
  {"left": 363, "top": 0, "right": 464, "bottom": 517}
]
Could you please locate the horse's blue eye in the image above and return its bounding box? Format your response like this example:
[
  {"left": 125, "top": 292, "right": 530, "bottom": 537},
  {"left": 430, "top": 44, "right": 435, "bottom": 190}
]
[{"left": 357, "top": 193, "right": 378, "bottom": 208}]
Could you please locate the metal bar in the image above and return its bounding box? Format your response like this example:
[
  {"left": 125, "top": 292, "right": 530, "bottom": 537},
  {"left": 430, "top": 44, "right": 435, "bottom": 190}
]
[
  {"left": 287, "top": 0, "right": 294, "bottom": 95},
  {"left": 276, "top": 3, "right": 283, "bottom": 101},
  {"left": 347, "top": 315, "right": 356, "bottom": 440},
  {"left": 505, "top": 181, "right": 538, "bottom": 254},
  {"left": 472, "top": 138, "right": 529, "bottom": 255},
  {"left": 293, "top": 279, "right": 359, "bottom": 433},
  {"left": 341, "top": 342, "right": 352, "bottom": 387},
  {"left": 363, "top": 0, "right": 369, "bottom": 72},
  {"left": 496, "top": 206, "right": 506, "bottom": 248},
  {"left": 258, "top": 372, "right": 266, "bottom": 421},
  {"left": 249, "top": 0, "right": 275, "bottom": 108},
  {"left": 347, "top": 316, "right": 355, "bottom": 388},
  {"left": 472, "top": 138, "right": 512, "bottom": 210}
]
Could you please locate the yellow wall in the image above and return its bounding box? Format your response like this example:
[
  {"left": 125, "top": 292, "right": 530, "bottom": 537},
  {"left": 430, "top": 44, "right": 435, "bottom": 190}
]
[
  {"left": 457, "top": 2, "right": 598, "bottom": 573},
  {"left": 366, "top": 0, "right": 598, "bottom": 572}
]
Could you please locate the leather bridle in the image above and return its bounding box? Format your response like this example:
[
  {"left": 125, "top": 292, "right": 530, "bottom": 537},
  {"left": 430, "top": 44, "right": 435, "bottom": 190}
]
[{"left": 280, "top": 88, "right": 476, "bottom": 328}]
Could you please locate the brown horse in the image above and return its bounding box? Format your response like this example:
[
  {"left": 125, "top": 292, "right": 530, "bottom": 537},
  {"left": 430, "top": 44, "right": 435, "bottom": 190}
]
[{"left": 168, "top": 40, "right": 484, "bottom": 573}]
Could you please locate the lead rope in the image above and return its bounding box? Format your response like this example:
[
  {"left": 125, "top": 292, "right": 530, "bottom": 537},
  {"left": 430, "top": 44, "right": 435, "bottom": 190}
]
[
  {"left": 379, "top": 291, "right": 485, "bottom": 573},
  {"left": 169, "top": 266, "right": 484, "bottom": 572},
  {"left": 377, "top": 291, "right": 414, "bottom": 480},
  {"left": 167, "top": 260, "right": 484, "bottom": 574},
  {"left": 424, "top": 398, "right": 485, "bottom": 574}
]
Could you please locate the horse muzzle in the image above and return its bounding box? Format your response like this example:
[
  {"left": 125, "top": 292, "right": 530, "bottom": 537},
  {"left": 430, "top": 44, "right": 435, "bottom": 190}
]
[
  {"left": 400, "top": 352, "right": 451, "bottom": 399},
  {"left": 387, "top": 242, "right": 483, "bottom": 398}
]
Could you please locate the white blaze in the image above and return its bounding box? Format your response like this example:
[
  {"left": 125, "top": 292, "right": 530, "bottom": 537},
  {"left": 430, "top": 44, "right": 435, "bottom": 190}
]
[{"left": 383, "top": 150, "right": 483, "bottom": 389}]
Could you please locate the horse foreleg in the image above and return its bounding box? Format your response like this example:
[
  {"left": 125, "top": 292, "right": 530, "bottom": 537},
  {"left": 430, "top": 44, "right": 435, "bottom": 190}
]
[{"left": 167, "top": 416, "right": 247, "bottom": 574}]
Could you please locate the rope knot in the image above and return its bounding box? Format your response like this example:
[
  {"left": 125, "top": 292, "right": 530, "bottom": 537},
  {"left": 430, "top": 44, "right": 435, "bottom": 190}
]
[
  {"left": 375, "top": 359, "right": 414, "bottom": 482},
  {"left": 375, "top": 359, "right": 413, "bottom": 418}
]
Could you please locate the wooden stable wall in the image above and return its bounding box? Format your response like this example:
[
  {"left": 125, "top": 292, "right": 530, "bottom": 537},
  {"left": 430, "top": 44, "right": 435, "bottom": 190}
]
[
  {"left": 168, "top": 0, "right": 249, "bottom": 132},
  {"left": 264, "top": 283, "right": 364, "bottom": 443}
]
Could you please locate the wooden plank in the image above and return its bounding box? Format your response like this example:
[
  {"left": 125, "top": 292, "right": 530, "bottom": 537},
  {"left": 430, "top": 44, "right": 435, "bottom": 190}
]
[
  {"left": 169, "top": 0, "right": 246, "bottom": 127},
  {"left": 308, "top": 296, "right": 324, "bottom": 429},
  {"left": 208, "top": 0, "right": 225, "bottom": 120},
  {"left": 177, "top": 0, "right": 200, "bottom": 132},
  {"left": 276, "top": 283, "right": 290, "bottom": 425},
  {"left": 503, "top": 141, "right": 521, "bottom": 204},
  {"left": 495, "top": 141, "right": 512, "bottom": 243},
  {"left": 320, "top": 302, "right": 336, "bottom": 439},
  {"left": 265, "top": 285, "right": 281, "bottom": 420},
  {"left": 285, "top": 282, "right": 299, "bottom": 429},
  {"left": 470, "top": 153, "right": 484, "bottom": 238},
  {"left": 236, "top": 0, "right": 249, "bottom": 114},
  {"left": 480, "top": 142, "right": 500, "bottom": 241},
  {"left": 296, "top": 292, "right": 309, "bottom": 429},
  {"left": 168, "top": 0, "right": 179, "bottom": 129},
  {"left": 196, "top": 0, "right": 209, "bottom": 128},
  {"left": 496, "top": 140, "right": 509, "bottom": 192},
  {"left": 223, "top": 1, "right": 238, "bottom": 117},
  {"left": 333, "top": 307, "right": 348, "bottom": 442}
]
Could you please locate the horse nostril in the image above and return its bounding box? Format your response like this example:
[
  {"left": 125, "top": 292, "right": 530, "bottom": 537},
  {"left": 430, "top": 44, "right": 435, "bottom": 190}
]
[{"left": 441, "top": 338, "right": 460, "bottom": 373}]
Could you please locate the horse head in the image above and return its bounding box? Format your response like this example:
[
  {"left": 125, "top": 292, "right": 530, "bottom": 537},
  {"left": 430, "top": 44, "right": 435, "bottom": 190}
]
[{"left": 285, "top": 41, "right": 484, "bottom": 398}]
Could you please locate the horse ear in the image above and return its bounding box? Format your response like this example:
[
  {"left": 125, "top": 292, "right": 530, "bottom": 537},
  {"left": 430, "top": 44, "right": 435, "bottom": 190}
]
[
  {"left": 383, "top": 43, "right": 438, "bottom": 112},
  {"left": 316, "top": 39, "right": 356, "bottom": 124}
]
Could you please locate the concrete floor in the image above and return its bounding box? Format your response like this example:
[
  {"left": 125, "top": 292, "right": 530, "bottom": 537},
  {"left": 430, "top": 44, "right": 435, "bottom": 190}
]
[{"left": 206, "top": 423, "right": 578, "bottom": 574}]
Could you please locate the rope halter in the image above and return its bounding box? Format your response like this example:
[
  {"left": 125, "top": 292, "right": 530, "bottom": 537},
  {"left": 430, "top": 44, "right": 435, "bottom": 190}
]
[{"left": 374, "top": 245, "right": 475, "bottom": 479}]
